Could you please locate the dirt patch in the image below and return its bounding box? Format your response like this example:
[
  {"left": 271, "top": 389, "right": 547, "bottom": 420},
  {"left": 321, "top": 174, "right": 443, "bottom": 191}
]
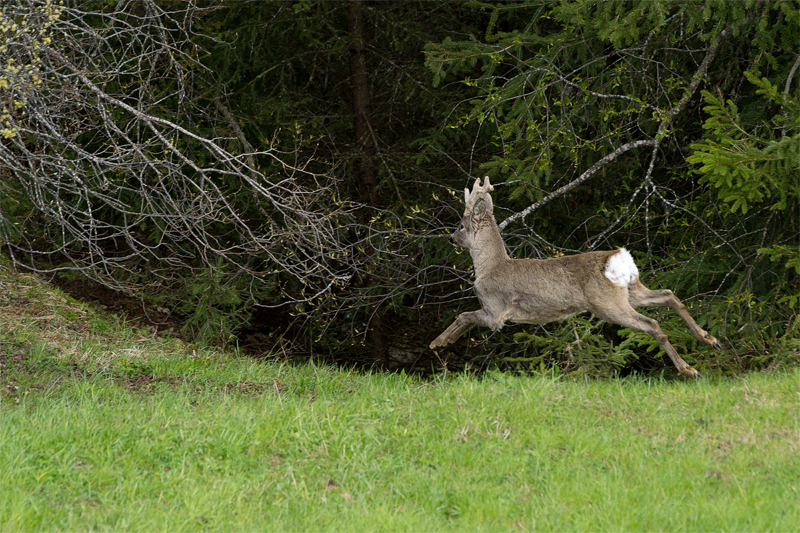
[
  {"left": 0, "top": 340, "right": 29, "bottom": 368},
  {"left": 222, "top": 380, "right": 280, "bottom": 396},
  {"left": 52, "top": 277, "right": 183, "bottom": 337},
  {"left": 123, "top": 373, "right": 182, "bottom": 392},
  {"left": 119, "top": 373, "right": 286, "bottom": 398}
]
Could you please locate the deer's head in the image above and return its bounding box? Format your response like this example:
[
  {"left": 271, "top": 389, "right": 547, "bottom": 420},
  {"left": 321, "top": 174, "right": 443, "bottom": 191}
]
[{"left": 451, "top": 176, "right": 495, "bottom": 249}]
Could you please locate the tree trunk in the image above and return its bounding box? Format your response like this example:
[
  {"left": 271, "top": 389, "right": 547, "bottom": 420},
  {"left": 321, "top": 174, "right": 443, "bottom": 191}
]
[
  {"left": 349, "top": 0, "right": 378, "bottom": 206},
  {"left": 348, "top": 0, "right": 388, "bottom": 365}
]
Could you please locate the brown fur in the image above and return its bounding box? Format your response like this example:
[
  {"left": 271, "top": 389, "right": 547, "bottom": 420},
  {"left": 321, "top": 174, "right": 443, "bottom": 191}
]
[{"left": 430, "top": 177, "right": 722, "bottom": 378}]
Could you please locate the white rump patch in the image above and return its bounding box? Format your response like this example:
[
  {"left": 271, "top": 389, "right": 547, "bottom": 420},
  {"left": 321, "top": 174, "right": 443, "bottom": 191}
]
[{"left": 604, "top": 248, "right": 639, "bottom": 287}]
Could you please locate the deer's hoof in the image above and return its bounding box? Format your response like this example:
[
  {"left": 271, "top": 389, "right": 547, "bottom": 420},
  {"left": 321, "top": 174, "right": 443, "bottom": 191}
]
[
  {"left": 704, "top": 333, "right": 722, "bottom": 350},
  {"left": 682, "top": 366, "right": 702, "bottom": 379},
  {"left": 430, "top": 337, "right": 452, "bottom": 350}
]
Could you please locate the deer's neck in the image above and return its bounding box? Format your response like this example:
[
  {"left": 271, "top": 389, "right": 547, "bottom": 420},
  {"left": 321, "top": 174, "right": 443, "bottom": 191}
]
[{"left": 469, "top": 219, "right": 510, "bottom": 278}]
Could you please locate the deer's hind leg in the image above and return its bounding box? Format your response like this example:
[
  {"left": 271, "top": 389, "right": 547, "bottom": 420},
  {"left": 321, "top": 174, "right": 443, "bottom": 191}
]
[
  {"left": 627, "top": 279, "right": 721, "bottom": 350},
  {"left": 589, "top": 294, "right": 702, "bottom": 379}
]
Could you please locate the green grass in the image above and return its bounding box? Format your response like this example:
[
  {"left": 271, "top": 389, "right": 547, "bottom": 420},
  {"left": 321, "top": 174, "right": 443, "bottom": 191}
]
[{"left": 1, "top": 266, "right": 798, "bottom": 531}]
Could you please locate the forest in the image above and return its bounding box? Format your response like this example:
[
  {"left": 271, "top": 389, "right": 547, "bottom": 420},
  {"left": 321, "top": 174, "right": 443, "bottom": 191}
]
[{"left": 1, "top": 0, "right": 797, "bottom": 376}]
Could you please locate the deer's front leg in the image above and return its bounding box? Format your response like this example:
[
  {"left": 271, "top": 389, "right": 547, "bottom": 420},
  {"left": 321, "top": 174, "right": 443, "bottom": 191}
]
[{"left": 430, "top": 309, "right": 494, "bottom": 349}]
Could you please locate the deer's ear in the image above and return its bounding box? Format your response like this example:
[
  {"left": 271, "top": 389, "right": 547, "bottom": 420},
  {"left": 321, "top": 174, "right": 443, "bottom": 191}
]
[{"left": 472, "top": 198, "right": 486, "bottom": 221}]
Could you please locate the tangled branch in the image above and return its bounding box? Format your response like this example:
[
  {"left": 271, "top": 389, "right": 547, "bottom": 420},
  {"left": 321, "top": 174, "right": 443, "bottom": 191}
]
[{"left": 0, "top": 0, "right": 361, "bottom": 309}]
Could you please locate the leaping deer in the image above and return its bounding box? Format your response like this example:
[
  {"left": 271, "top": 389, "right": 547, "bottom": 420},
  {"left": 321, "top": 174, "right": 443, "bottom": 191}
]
[{"left": 430, "top": 177, "right": 722, "bottom": 378}]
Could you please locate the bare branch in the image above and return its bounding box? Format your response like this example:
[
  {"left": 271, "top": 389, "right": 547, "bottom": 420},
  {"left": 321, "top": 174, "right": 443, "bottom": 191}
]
[
  {"left": 498, "top": 140, "right": 655, "bottom": 230},
  {"left": 500, "top": 26, "right": 727, "bottom": 231},
  {"left": 784, "top": 53, "right": 800, "bottom": 96},
  {"left": 0, "top": 0, "right": 364, "bottom": 311}
]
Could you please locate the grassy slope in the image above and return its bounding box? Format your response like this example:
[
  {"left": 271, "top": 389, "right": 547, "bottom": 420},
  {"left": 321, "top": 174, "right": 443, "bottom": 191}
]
[{"left": 1, "top": 264, "right": 798, "bottom": 532}]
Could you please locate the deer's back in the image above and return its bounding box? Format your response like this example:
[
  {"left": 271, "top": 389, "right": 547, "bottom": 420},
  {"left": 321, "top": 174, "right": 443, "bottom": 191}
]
[{"left": 473, "top": 250, "right": 621, "bottom": 323}]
